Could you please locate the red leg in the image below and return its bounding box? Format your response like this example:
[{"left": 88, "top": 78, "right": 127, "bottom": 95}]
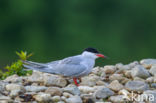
[{"left": 73, "top": 78, "right": 79, "bottom": 86}]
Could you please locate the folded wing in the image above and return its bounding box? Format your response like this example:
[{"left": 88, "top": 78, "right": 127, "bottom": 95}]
[{"left": 23, "top": 56, "right": 87, "bottom": 77}]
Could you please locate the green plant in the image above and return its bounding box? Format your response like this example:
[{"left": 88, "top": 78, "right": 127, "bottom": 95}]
[
  {"left": 16, "top": 51, "right": 33, "bottom": 61},
  {"left": 0, "top": 51, "right": 33, "bottom": 80}
]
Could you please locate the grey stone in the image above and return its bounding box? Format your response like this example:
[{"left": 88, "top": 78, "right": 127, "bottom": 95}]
[
  {"left": 0, "top": 81, "right": 7, "bottom": 93},
  {"left": 6, "top": 84, "right": 25, "bottom": 97},
  {"left": 10, "top": 90, "right": 20, "bottom": 97},
  {"left": 128, "top": 61, "right": 139, "bottom": 68},
  {"left": 52, "top": 96, "right": 61, "bottom": 102},
  {"left": 78, "top": 86, "right": 95, "bottom": 94},
  {"left": 140, "top": 59, "right": 156, "bottom": 69},
  {"left": 125, "top": 81, "right": 149, "bottom": 92},
  {"left": 115, "top": 66, "right": 130, "bottom": 74},
  {"left": 57, "top": 101, "right": 65, "bottom": 103},
  {"left": 109, "top": 74, "right": 124, "bottom": 82},
  {"left": 100, "top": 72, "right": 106, "bottom": 80},
  {"left": 80, "top": 74, "right": 100, "bottom": 86},
  {"left": 146, "top": 77, "right": 154, "bottom": 83},
  {"left": 25, "top": 86, "right": 47, "bottom": 92},
  {"left": 131, "top": 65, "right": 150, "bottom": 79},
  {"left": 140, "top": 59, "right": 156, "bottom": 66},
  {"left": 103, "top": 65, "right": 116, "bottom": 74},
  {"left": 154, "top": 75, "right": 156, "bottom": 83},
  {"left": 63, "top": 84, "right": 80, "bottom": 95},
  {"left": 124, "top": 70, "right": 132, "bottom": 78},
  {"left": 4, "top": 74, "right": 22, "bottom": 83},
  {"left": 28, "top": 71, "right": 67, "bottom": 87},
  {"left": 0, "top": 95, "right": 13, "bottom": 103},
  {"left": 45, "top": 87, "right": 62, "bottom": 96},
  {"left": 63, "top": 92, "right": 73, "bottom": 98},
  {"left": 92, "top": 66, "right": 101, "bottom": 75},
  {"left": 143, "top": 90, "right": 156, "bottom": 103},
  {"left": 6, "top": 84, "right": 25, "bottom": 92},
  {"left": 94, "top": 87, "right": 114, "bottom": 99},
  {"left": 33, "top": 92, "right": 52, "bottom": 102},
  {"left": 27, "top": 71, "right": 44, "bottom": 83},
  {"left": 133, "top": 77, "right": 145, "bottom": 82},
  {"left": 66, "top": 96, "right": 82, "bottom": 103},
  {"left": 115, "top": 63, "right": 124, "bottom": 69},
  {"left": 109, "top": 95, "right": 125, "bottom": 103},
  {"left": 108, "top": 80, "right": 124, "bottom": 92},
  {"left": 119, "top": 65, "right": 130, "bottom": 70},
  {"left": 151, "top": 83, "right": 156, "bottom": 88},
  {"left": 43, "top": 73, "right": 67, "bottom": 87},
  {"left": 149, "top": 65, "right": 156, "bottom": 76}
]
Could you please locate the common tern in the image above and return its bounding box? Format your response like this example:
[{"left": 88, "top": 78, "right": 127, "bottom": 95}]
[{"left": 23, "top": 47, "right": 106, "bottom": 86}]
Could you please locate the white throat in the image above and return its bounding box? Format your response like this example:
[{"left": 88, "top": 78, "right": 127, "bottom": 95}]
[{"left": 81, "top": 51, "right": 98, "bottom": 59}]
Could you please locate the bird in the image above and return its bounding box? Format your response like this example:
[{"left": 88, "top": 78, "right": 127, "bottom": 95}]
[{"left": 23, "top": 47, "right": 106, "bottom": 86}]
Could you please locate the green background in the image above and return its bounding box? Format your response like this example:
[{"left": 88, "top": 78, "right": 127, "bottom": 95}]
[{"left": 0, "top": 0, "right": 156, "bottom": 68}]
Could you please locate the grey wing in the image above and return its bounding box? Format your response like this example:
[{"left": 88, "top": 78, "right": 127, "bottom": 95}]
[
  {"left": 23, "top": 55, "right": 87, "bottom": 77},
  {"left": 49, "top": 56, "right": 87, "bottom": 77}
]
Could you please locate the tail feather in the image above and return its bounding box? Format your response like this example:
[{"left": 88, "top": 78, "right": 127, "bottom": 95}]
[
  {"left": 23, "top": 60, "right": 56, "bottom": 74},
  {"left": 22, "top": 60, "right": 46, "bottom": 67}
]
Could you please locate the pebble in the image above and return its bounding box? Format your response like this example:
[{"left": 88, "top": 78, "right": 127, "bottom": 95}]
[
  {"left": 63, "top": 84, "right": 80, "bottom": 95},
  {"left": 33, "top": 92, "right": 52, "bottom": 102},
  {"left": 0, "top": 95, "right": 12, "bottom": 102},
  {"left": 6, "top": 84, "right": 24, "bottom": 91},
  {"left": 0, "top": 81, "right": 7, "bottom": 93},
  {"left": 66, "top": 96, "right": 82, "bottom": 103},
  {"left": 27, "top": 71, "right": 44, "bottom": 83},
  {"left": 108, "top": 80, "right": 124, "bottom": 92},
  {"left": 80, "top": 74, "right": 100, "bottom": 86},
  {"left": 131, "top": 65, "right": 150, "bottom": 79},
  {"left": 6, "top": 83, "right": 25, "bottom": 97},
  {"left": 45, "top": 87, "right": 62, "bottom": 96},
  {"left": 25, "top": 85, "right": 47, "bottom": 92},
  {"left": 149, "top": 65, "right": 156, "bottom": 76},
  {"left": 143, "top": 90, "right": 156, "bottom": 103},
  {"left": 43, "top": 73, "right": 67, "bottom": 87},
  {"left": 52, "top": 96, "right": 61, "bottom": 102},
  {"left": 109, "top": 95, "right": 125, "bottom": 103},
  {"left": 78, "top": 86, "right": 95, "bottom": 93},
  {"left": 4, "top": 74, "right": 22, "bottom": 83},
  {"left": 109, "top": 74, "right": 124, "bottom": 82},
  {"left": 118, "top": 89, "right": 129, "bottom": 95},
  {"left": 63, "top": 92, "right": 73, "bottom": 98},
  {"left": 151, "top": 83, "right": 156, "bottom": 88},
  {"left": 128, "top": 61, "right": 139, "bottom": 68},
  {"left": 124, "top": 70, "right": 132, "bottom": 78},
  {"left": 140, "top": 59, "right": 156, "bottom": 68},
  {"left": 103, "top": 65, "right": 116, "bottom": 74},
  {"left": 146, "top": 77, "right": 154, "bottom": 83},
  {"left": 92, "top": 66, "right": 101, "bottom": 75},
  {"left": 125, "top": 81, "right": 149, "bottom": 92},
  {"left": 94, "top": 87, "right": 114, "bottom": 99}
]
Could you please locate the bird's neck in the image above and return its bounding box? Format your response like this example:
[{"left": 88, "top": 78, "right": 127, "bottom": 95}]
[
  {"left": 81, "top": 55, "right": 95, "bottom": 70},
  {"left": 81, "top": 51, "right": 97, "bottom": 59}
]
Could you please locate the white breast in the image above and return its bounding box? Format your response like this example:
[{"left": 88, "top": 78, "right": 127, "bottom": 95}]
[{"left": 80, "top": 58, "right": 95, "bottom": 76}]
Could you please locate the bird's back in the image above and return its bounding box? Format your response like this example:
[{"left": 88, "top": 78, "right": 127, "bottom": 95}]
[{"left": 23, "top": 55, "right": 89, "bottom": 77}]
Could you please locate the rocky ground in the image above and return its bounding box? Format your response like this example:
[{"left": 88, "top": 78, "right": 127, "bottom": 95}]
[{"left": 0, "top": 59, "right": 156, "bottom": 103}]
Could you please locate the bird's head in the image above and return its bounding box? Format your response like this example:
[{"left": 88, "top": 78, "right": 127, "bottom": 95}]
[{"left": 82, "top": 47, "right": 107, "bottom": 59}]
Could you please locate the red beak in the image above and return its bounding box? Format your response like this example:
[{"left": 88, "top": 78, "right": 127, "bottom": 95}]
[{"left": 96, "top": 54, "right": 106, "bottom": 58}]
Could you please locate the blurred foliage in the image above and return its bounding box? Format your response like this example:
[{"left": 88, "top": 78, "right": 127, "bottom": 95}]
[
  {"left": 16, "top": 51, "right": 33, "bottom": 61},
  {"left": 0, "top": 0, "right": 156, "bottom": 68},
  {"left": 0, "top": 51, "right": 32, "bottom": 80}
]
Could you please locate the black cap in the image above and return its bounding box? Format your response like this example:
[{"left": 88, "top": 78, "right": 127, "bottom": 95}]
[{"left": 84, "top": 47, "right": 99, "bottom": 53}]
